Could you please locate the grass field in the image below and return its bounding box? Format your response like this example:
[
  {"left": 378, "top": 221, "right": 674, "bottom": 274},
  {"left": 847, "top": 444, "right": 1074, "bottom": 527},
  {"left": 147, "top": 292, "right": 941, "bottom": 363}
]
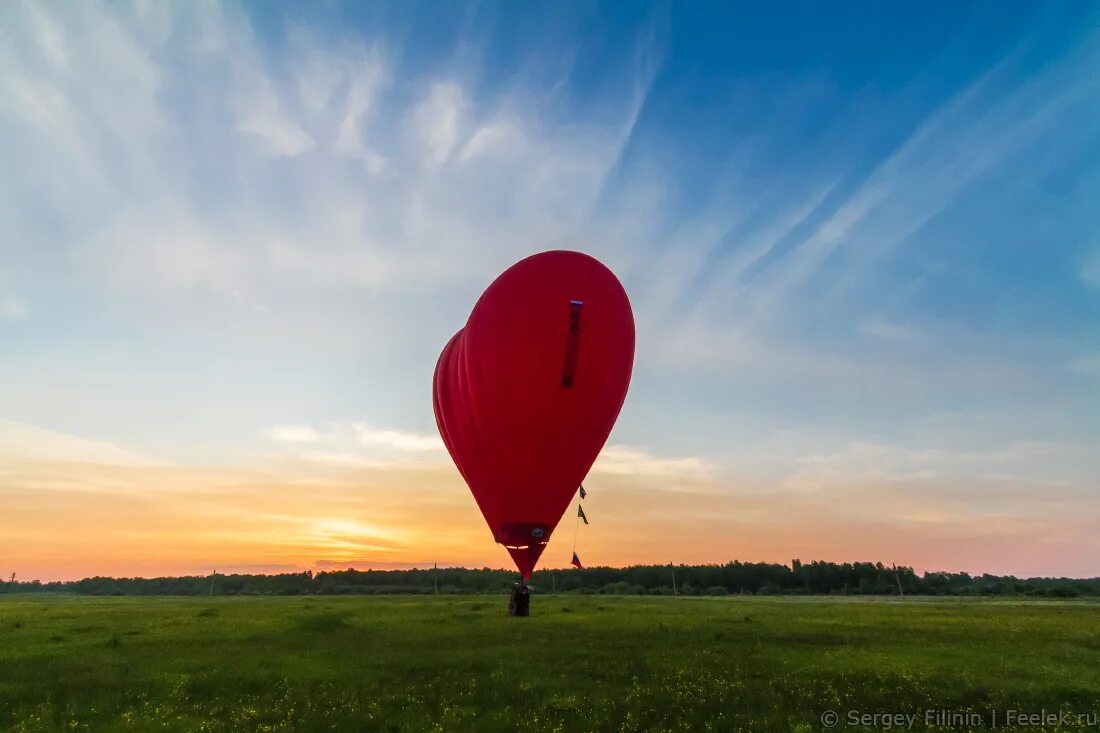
[{"left": 2, "top": 595, "right": 1098, "bottom": 732}]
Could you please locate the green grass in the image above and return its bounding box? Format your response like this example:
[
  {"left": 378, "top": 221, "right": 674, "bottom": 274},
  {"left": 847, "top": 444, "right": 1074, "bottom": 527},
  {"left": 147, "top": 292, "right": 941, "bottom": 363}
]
[{"left": 1, "top": 595, "right": 1098, "bottom": 731}]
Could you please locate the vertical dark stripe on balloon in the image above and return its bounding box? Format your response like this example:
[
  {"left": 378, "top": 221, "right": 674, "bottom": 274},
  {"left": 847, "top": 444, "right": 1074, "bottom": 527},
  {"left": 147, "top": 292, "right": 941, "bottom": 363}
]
[{"left": 561, "top": 300, "right": 583, "bottom": 388}]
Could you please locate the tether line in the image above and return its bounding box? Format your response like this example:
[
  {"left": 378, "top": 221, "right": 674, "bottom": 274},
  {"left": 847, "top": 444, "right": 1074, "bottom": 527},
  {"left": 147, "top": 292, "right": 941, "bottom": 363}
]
[{"left": 572, "top": 502, "right": 581, "bottom": 553}]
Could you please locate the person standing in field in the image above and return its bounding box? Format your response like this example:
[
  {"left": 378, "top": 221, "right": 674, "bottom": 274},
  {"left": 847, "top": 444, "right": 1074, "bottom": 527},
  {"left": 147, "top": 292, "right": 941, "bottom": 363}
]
[{"left": 509, "top": 581, "right": 530, "bottom": 617}]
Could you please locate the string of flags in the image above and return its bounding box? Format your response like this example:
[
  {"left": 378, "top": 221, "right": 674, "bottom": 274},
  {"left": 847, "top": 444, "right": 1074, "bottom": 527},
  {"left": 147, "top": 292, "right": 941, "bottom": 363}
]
[{"left": 571, "top": 484, "right": 587, "bottom": 569}]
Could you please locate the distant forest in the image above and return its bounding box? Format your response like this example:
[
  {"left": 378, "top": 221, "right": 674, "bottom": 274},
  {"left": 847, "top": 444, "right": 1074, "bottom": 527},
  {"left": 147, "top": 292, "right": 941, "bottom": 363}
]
[{"left": 5, "top": 561, "right": 1099, "bottom": 597}]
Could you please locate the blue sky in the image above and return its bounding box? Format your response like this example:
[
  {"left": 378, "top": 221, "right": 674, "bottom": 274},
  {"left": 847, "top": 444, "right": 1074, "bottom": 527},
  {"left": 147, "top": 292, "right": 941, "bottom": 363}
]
[{"left": 1, "top": 2, "right": 1099, "bottom": 579}]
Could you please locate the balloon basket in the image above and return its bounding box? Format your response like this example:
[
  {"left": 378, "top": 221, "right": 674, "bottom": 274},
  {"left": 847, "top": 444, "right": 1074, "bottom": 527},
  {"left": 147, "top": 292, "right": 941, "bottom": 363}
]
[{"left": 508, "top": 581, "right": 531, "bottom": 617}]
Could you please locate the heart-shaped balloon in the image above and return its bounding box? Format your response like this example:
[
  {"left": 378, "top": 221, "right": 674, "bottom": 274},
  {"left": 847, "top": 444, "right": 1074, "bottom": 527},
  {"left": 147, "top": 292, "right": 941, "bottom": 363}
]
[{"left": 433, "top": 251, "right": 635, "bottom": 577}]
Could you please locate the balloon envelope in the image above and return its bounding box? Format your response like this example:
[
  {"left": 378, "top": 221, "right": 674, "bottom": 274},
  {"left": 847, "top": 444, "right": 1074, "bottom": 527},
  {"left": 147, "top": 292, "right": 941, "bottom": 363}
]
[{"left": 433, "top": 251, "right": 635, "bottom": 577}]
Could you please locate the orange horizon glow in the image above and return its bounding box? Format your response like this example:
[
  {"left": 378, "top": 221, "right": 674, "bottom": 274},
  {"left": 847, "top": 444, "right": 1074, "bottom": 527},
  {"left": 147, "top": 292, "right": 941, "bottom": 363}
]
[{"left": 4, "top": 427, "right": 1096, "bottom": 583}]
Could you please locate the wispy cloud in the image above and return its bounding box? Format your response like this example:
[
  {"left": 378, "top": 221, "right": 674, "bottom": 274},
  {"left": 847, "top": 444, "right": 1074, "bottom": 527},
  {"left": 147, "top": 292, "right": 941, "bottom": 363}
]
[
  {"left": 783, "top": 438, "right": 1069, "bottom": 492},
  {"left": 353, "top": 423, "right": 444, "bottom": 453},
  {"left": 266, "top": 422, "right": 444, "bottom": 468},
  {"left": 236, "top": 82, "right": 316, "bottom": 158},
  {"left": 0, "top": 420, "right": 163, "bottom": 467},
  {"left": 592, "top": 445, "right": 715, "bottom": 480},
  {"left": 268, "top": 425, "right": 321, "bottom": 443},
  {"left": 265, "top": 420, "right": 710, "bottom": 481},
  {"left": 0, "top": 1, "right": 666, "bottom": 317},
  {"left": 661, "top": 34, "right": 1100, "bottom": 396}
]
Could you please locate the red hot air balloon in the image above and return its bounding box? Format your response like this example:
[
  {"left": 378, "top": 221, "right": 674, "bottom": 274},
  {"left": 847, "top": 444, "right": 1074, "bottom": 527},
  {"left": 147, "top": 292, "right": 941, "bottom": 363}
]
[{"left": 433, "top": 251, "right": 635, "bottom": 578}]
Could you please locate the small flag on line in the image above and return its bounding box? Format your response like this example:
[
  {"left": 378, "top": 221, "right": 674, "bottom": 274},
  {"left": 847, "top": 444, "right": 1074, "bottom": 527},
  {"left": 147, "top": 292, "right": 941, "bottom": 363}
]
[
  {"left": 579, "top": 484, "right": 587, "bottom": 499},
  {"left": 578, "top": 505, "right": 589, "bottom": 525},
  {"left": 571, "top": 551, "right": 584, "bottom": 569}
]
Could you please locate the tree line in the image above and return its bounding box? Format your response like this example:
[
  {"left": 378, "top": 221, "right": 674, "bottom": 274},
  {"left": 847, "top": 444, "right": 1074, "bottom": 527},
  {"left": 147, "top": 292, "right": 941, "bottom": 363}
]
[{"left": 4, "top": 560, "right": 1098, "bottom": 597}]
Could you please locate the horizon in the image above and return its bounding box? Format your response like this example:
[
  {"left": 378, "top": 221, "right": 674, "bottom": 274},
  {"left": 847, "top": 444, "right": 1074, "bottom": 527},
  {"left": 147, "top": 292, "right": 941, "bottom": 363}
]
[
  {"left": 2, "top": 3, "right": 1099, "bottom": 583},
  {"left": 8, "top": 559, "right": 1100, "bottom": 586}
]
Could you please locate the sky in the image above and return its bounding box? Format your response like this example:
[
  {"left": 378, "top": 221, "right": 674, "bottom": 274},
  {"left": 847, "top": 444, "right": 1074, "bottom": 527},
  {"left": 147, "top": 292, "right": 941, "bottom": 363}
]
[{"left": 1, "top": 2, "right": 1099, "bottom": 582}]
